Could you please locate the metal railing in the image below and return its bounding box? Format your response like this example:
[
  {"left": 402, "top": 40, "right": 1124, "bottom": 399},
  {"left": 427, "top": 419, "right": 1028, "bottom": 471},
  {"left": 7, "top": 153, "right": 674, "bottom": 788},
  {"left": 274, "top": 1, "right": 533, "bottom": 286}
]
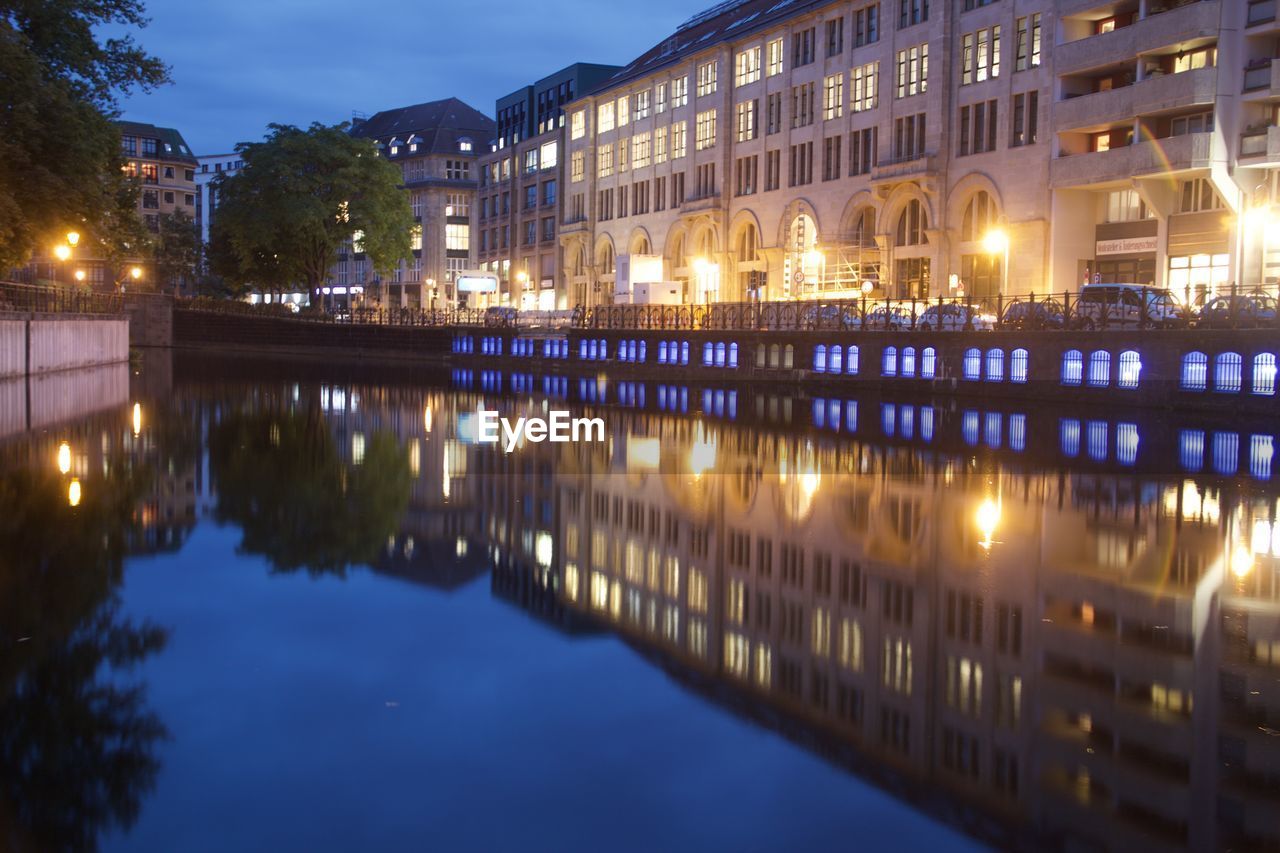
[
  {"left": 178, "top": 297, "right": 494, "bottom": 327},
  {"left": 0, "top": 281, "right": 124, "bottom": 314},
  {"left": 574, "top": 284, "right": 1280, "bottom": 333}
]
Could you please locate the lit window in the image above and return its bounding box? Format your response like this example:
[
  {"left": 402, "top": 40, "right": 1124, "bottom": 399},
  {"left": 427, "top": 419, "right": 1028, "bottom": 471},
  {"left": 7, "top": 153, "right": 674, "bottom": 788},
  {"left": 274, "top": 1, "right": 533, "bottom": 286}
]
[
  {"left": 1088, "top": 350, "right": 1111, "bottom": 387},
  {"left": 735, "top": 47, "right": 761, "bottom": 87},
  {"left": 964, "top": 347, "right": 981, "bottom": 380},
  {"left": 1062, "top": 350, "right": 1083, "bottom": 385},
  {"left": 597, "top": 102, "right": 615, "bottom": 134},
  {"left": 697, "top": 61, "right": 718, "bottom": 97},
  {"left": 539, "top": 140, "right": 558, "bottom": 170},
  {"left": 1010, "top": 348, "right": 1028, "bottom": 383},
  {"left": 767, "top": 37, "right": 784, "bottom": 76},
  {"left": 1181, "top": 351, "right": 1207, "bottom": 390},
  {"left": 1117, "top": 350, "right": 1141, "bottom": 388},
  {"left": 571, "top": 110, "right": 585, "bottom": 140},
  {"left": 1253, "top": 353, "right": 1277, "bottom": 395},
  {"left": 1215, "top": 352, "right": 1243, "bottom": 393},
  {"left": 695, "top": 110, "right": 717, "bottom": 150},
  {"left": 985, "top": 348, "right": 1004, "bottom": 382}
]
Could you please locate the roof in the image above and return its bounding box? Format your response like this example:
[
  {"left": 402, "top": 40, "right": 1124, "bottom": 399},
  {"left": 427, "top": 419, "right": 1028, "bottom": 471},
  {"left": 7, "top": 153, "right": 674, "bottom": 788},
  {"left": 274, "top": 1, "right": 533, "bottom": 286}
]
[
  {"left": 115, "top": 120, "right": 198, "bottom": 164},
  {"left": 587, "top": 0, "right": 828, "bottom": 95},
  {"left": 351, "top": 97, "right": 495, "bottom": 156}
]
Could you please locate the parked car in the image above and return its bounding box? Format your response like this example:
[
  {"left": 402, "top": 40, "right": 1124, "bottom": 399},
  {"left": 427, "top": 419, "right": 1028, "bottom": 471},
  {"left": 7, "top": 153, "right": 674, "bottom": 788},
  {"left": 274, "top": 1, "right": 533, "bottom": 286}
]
[
  {"left": 800, "top": 303, "right": 862, "bottom": 329},
  {"left": 1073, "top": 283, "right": 1186, "bottom": 329},
  {"left": 916, "top": 302, "right": 996, "bottom": 331},
  {"left": 1001, "top": 299, "right": 1066, "bottom": 330},
  {"left": 1197, "top": 293, "right": 1279, "bottom": 329},
  {"left": 484, "top": 306, "right": 518, "bottom": 327},
  {"left": 861, "top": 303, "right": 919, "bottom": 330}
]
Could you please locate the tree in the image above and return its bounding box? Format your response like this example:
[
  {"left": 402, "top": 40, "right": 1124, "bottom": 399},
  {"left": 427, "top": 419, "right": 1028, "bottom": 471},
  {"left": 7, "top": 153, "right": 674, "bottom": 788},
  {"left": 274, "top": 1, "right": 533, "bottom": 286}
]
[
  {"left": 149, "top": 210, "right": 200, "bottom": 292},
  {"left": 210, "top": 123, "right": 413, "bottom": 296},
  {"left": 0, "top": 1, "right": 170, "bottom": 270}
]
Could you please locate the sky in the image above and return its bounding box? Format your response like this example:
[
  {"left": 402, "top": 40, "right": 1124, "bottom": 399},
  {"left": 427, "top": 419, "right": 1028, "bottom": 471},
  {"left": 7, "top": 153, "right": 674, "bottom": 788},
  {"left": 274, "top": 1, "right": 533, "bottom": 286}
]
[{"left": 116, "top": 0, "right": 699, "bottom": 155}]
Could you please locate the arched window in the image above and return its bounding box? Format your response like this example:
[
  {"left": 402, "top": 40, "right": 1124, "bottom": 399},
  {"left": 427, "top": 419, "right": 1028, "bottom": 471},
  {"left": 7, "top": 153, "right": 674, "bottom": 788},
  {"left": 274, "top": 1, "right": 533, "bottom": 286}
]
[
  {"left": 847, "top": 345, "right": 860, "bottom": 375},
  {"left": 830, "top": 345, "right": 843, "bottom": 374},
  {"left": 715, "top": 341, "right": 727, "bottom": 367},
  {"left": 1088, "top": 350, "right": 1110, "bottom": 387},
  {"left": 681, "top": 341, "right": 690, "bottom": 365},
  {"left": 901, "top": 346, "right": 916, "bottom": 377},
  {"left": 579, "top": 339, "right": 589, "bottom": 360},
  {"left": 1010, "top": 348, "right": 1028, "bottom": 383},
  {"left": 814, "top": 344, "right": 828, "bottom": 373},
  {"left": 638, "top": 341, "right": 647, "bottom": 363},
  {"left": 921, "top": 347, "right": 936, "bottom": 379},
  {"left": 850, "top": 207, "right": 876, "bottom": 248},
  {"left": 1062, "top": 350, "right": 1083, "bottom": 385},
  {"left": 895, "top": 199, "right": 928, "bottom": 246},
  {"left": 882, "top": 345, "right": 898, "bottom": 377},
  {"left": 985, "top": 348, "right": 1005, "bottom": 382},
  {"left": 1215, "top": 352, "right": 1243, "bottom": 393},
  {"left": 728, "top": 342, "right": 739, "bottom": 368},
  {"left": 756, "top": 344, "right": 766, "bottom": 367},
  {"left": 960, "top": 191, "right": 996, "bottom": 242},
  {"left": 1181, "top": 351, "right": 1207, "bottom": 391},
  {"left": 1117, "top": 350, "right": 1141, "bottom": 388},
  {"left": 963, "top": 347, "right": 981, "bottom": 380},
  {"left": 597, "top": 242, "right": 615, "bottom": 276},
  {"left": 1253, "top": 353, "right": 1277, "bottom": 395},
  {"left": 658, "top": 341, "right": 668, "bottom": 363},
  {"left": 736, "top": 223, "right": 759, "bottom": 262},
  {"left": 598, "top": 339, "right": 608, "bottom": 359},
  {"left": 783, "top": 344, "right": 795, "bottom": 369},
  {"left": 769, "top": 343, "right": 780, "bottom": 368},
  {"left": 703, "top": 342, "right": 714, "bottom": 366}
]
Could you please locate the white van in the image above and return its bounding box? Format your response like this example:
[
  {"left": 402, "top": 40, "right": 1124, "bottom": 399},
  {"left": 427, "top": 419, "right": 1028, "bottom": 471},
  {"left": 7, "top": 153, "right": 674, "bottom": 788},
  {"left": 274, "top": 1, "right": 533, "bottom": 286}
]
[{"left": 1075, "top": 283, "right": 1186, "bottom": 329}]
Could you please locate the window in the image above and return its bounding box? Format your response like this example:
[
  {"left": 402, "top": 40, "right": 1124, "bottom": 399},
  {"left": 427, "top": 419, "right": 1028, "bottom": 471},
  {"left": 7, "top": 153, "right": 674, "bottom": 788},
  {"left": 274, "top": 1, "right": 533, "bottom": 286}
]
[
  {"left": 826, "top": 18, "right": 844, "bottom": 56},
  {"left": 1088, "top": 350, "right": 1111, "bottom": 387},
  {"left": 697, "top": 61, "right": 718, "bottom": 97},
  {"left": 896, "top": 44, "right": 928, "bottom": 98},
  {"left": 695, "top": 110, "right": 717, "bottom": 150},
  {"left": 793, "top": 27, "right": 816, "bottom": 67},
  {"left": 598, "top": 145, "right": 613, "bottom": 177},
  {"left": 945, "top": 656, "right": 982, "bottom": 717},
  {"left": 1181, "top": 352, "right": 1208, "bottom": 391},
  {"left": 633, "top": 90, "right": 651, "bottom": 120},
  {"left": 958, "top": 100, "right": 998, "bottom": 156},
  {"left": 445, "top": 160, "right": 470, "bottom": 180},
  {"left": 1104, "top": 189, "right": 1150, "bottom": 222},
  {"left": 695, "top": 162, "right": 715, "bottom": 198},
  {"left": 851, "top": 62, "right": 879, "bottom": 112},
  {"left": 1062, "top": 350, "right": 1083, "bottom": 385},
  {"left": 765, "top": 149, "right": 781, "bottom": 191},
  {"left": 823, "top": 74, "right": 844, "bottom": 120},
  {"left": 672, "top": 76, "right": 688, "bottom": 108},
  {"left": 791, "top": 83, "right": 815, "bottom": 127},
  {"left": 893, "top": 113, "right": 926, "bottom": 160},
  {"left": 822, "top": 136, "right": 842, "bottom": 181},
  {"left": 571, "top": 150, "right": 585, "bottom": 182},
  {"left": 1179, "top": 178, "right": 1224, "bottom": 213},
  {"left": 766, "top": 92, "right": 783, "bottom": 134},
  {"left": 617, "top": 96, "right": 630, "bottom": 127},
  {"left": 1010, "top": 348, "right": 1028, "bottom": 383},
  {"left": 1010, "top": 91, "right": 1039, "bottom": 147},
  {"left": 883, "top": 346, "right": 899, "bottom": 376},
  {"left": 632, "top": 133, "right": 651, "bottom": 167},
  {"left": 788, "top": 141, "right": 813, "bottom": 186},
  {"left": 962, "top": 348, "right": 981, "bottom": 380},
  {"left": 524, "top": 149, "right": 539, "bottom": 174},
  {"left": 445, "top": 223, "right": 469, "bottom": 251},
  {"left": 1170, "top": 110, "right": 1213, "bottom": 138},
  {"left": 571, "top": 110, "right": 586, "bottom": 139},
  {"left": 896, "top": 198, "right": 927, "bottom": 245},
  {"left": 597, "top": 102, "right": 615, "bottom": 134},
  {"left": 899, "top": 0, "right": 927, "bottom": 28},
  {"left": 986, "top": 349, "right": 1004, "bottom": 382},
  {"left": 1015, "top": 14, "right": 1042, "bottom": 71},
  {"left": 1112, "top": 350, "right": 1141, "bottom": 388},
  {"left": 1255, "top": 354, "right": 1277, "bottom": 395},
  {"left": 672, "top": 122, "right": 687, "bottom": 158},
  {"left": 655, "top": 127, "right": 668, "bottom": 163},
  {"left": 735, "top": 100, "right": 758, "bottom": 142},
  {"left": 849, "top": 127, "right": 877, "bottom": 175},
  {"left": 735, "top": 155, "right": 758, "bottom": 196},
  {"left": 524, "top": 185, "right": 537, "bottom": 210},
  {"left": 854, "top": 3, "right": 880, "bottom": 46},
  {"left": 1215, "top": 352, "right": 1243, "bottom": 393},
  {"left": 767, "top": 37, "right": 784, "bottom": 76},
  {"left": 656, "top": 83, "right": 668, "bottom": 113},
  {"left": 961, "top": 27, "right": 1001, "bottom": 85},
  {"left": 1167, "top": 253, "right": 1229, "bottom": 296},
  {"left": 735, "top": 47, "right": 761, "bottom": 86}
]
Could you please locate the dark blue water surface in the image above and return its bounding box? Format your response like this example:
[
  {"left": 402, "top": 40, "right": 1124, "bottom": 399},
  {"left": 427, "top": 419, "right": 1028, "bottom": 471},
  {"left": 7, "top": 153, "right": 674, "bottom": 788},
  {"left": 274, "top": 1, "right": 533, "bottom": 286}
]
[{"left": 5, "top": 352, "right": 1279, "bottom": 852}]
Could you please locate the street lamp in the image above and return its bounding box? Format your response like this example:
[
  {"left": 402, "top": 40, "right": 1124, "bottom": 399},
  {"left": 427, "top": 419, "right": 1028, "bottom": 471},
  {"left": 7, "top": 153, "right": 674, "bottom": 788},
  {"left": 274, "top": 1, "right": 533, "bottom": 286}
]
[
  {"left": 53, "top": 244, "right": 71, "bottom": 262},
  {"left": 515, "top": 270, "right": 529, "bottom": 310},
  {"left": 66, "top": 231, "right": 80, "bottom": 247},
  {"left": 74, "top": 269, "right": 86, "bottom": 282},
  {"left": 982, "top": 227, "right": 1010, "bottom": 299}
]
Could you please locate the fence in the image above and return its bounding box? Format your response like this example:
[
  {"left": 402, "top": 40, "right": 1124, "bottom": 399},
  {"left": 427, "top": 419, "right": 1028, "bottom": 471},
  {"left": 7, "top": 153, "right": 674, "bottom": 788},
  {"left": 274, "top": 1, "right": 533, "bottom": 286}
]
[{"left": 0, "top": 281, "right": 125, "bottom": 315}]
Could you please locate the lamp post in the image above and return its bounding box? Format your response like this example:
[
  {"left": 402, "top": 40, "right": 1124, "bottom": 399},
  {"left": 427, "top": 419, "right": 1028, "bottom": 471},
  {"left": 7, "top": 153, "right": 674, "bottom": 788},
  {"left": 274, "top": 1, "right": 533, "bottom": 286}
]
[{"left": 982, "top": 227, "right": 1010, "bottom": 304}]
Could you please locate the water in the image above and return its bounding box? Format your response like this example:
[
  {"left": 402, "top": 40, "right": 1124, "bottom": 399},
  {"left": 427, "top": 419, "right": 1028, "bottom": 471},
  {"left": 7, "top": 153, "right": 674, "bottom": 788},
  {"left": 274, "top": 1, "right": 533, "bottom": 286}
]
[{"left": 3, "top": 352, "right": 1278, "bottom": 852}]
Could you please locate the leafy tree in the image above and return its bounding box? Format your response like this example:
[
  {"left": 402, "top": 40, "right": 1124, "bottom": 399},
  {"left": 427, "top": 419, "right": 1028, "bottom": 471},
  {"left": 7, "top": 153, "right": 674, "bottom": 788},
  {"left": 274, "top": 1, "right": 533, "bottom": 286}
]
[
  {"left": 149, "top": 210, "right": 200, "bottom": 292},
  {"left": 0, "top": 1, "right": 170, "bottom": 270},
  {"left": 210, "top": 123, "right": 413, "bottom": 295}
]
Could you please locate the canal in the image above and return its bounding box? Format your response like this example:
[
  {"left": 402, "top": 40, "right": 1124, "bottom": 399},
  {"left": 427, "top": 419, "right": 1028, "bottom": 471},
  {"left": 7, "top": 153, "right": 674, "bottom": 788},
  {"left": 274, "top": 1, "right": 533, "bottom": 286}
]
[{"left": 2, "top": 351, "right": 1275, "bottom": 852}]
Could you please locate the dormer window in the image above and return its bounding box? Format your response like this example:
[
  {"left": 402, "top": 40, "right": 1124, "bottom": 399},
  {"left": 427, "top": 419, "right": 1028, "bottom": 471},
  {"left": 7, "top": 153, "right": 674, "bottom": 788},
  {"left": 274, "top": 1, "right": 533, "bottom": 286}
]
[
  {"left": 459, "top": 137, "right": 473, "bottom": 152},
  {"left": 407, "top": 133, "right": 421, "bottom": 153},
  {"left": 388, "top": 137, "right": 402, "bottom": 156}
]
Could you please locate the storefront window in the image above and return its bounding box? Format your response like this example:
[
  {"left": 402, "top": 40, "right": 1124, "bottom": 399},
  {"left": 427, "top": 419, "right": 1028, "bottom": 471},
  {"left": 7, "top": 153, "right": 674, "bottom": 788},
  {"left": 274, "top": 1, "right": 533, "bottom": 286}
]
[{"left": 1167, "top": 253, "right": 1228, "bottom": 305}]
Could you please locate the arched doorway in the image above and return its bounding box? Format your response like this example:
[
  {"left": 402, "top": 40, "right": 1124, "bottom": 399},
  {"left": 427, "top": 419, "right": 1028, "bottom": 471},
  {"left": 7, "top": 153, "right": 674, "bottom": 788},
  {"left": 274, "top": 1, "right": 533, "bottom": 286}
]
[
  {"left": 786, "top": 213, "right": 821, "bottom": 299},
  {"left": 958, "top": 190, "right": 1002, "bottom": 300},
  {"left": 595, "top": 240, "right": 615, "bottom": 305},
  {"left": 893, "top": 199, "right": 929, "bottom": 299},
  {"left": 734, "top": 222, "right": 760, "bottom": 301}
]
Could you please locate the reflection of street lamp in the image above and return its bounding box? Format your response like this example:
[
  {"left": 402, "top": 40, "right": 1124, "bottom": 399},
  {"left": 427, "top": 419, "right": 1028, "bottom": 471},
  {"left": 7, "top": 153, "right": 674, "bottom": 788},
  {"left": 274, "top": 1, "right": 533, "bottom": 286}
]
[
  {"left": 68, "top": 479, "right": 82, "bottom": 507},
  {"left": 57, "top": 441, "right": 71, "bottom": 475},
  {"left": 982, "top": 227, "right": 1010, "bottom": 298},
  {"left": 1231, "top": 543, "right": 1255, "bottom": 578},
  {"left": 976, "top": 496, "right": 1001, "bottom": 550},
  {"left": 132, "top": 402, "right": 142, "bottom": 437}
]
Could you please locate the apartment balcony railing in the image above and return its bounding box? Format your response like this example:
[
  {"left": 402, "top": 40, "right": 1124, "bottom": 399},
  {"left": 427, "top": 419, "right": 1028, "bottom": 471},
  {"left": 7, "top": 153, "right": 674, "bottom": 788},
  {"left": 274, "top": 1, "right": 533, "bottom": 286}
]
[
  {"left": 681, "top": 190, "right": 724, "bottom": 213},
  {"left": 1240, "top": 125, "right": 1280, "bottom": 161},
  {"left": 1051, "top": 132, "right": 1215, "bottom": 188},
  {"left": 560, "top": 217, "right": 589, "bottom": 235},
  {"left": 1242, "top": 59, "right": 1280, "bottom": 96},
  {"left": 1056, "top": 1, "right": 1220, "bottom": 75},
  {"left": 1055, "top": 67, "right": 1217, "bottom": 131},
  {"left": 871, "top": 153, "right": 936, "bottom": 183}
]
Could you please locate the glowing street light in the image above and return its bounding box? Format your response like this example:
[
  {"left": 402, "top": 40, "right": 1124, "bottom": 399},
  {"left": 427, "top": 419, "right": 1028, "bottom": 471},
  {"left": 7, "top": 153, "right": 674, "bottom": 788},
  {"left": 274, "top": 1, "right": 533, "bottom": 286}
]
[
  {"left": 74, "top": 269, "right": 86, "bottom": 282},
  {"left": 53, "top": 244, "right": 71, "bottom": 262},
  {"left": 983, "top": 227, "right": 1010, "bottom": 296},
  {"left": 57, "top": 441, "right": 71, "bottom": 475},
  {"left": 66, "top": 231, "right": 80, "bottom": 247},
  {"left": 130, "top": 266, "right": 143, "bottom": 281}
]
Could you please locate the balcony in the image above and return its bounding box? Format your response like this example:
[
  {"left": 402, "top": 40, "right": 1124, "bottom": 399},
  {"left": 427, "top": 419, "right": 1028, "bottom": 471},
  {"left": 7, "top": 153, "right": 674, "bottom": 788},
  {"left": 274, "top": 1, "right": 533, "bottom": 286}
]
[
  {"left": 1051, "top": 132, "right": 1216, "bottom": 187},
  {"left": 1056, "top": 1, "right": 1221, "bottom": 75},
  {"left": 1243, "top": 125, "right": 1280, "bottom": 164},
  {"left": 680, "top": 191, "right": 724, "bottom": 214},
  {"left": 1054, "top": 68, "right": 1217, "bottom": 133},
  {"left": 1248, "top": 0, "right": 1278, "bottom": 28},
  {"left": 1243, "top": 59, "right": 1280, "bottom": 99},
  {"left": 871, "top": 154, "right": 938, "bottom": 186},
  {"left": 559, "top": 217, "right": 590, "bottom": 235}
]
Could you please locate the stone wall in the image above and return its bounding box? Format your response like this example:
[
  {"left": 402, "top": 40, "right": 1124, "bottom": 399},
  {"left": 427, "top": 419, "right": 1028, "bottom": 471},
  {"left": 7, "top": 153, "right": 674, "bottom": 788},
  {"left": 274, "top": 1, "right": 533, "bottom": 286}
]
[
  {"left": 173, "top": 309, "right": 453, "bottom": 359},
  {"left": 0, "top": 314, "right": 130, "bottom": 379}
]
